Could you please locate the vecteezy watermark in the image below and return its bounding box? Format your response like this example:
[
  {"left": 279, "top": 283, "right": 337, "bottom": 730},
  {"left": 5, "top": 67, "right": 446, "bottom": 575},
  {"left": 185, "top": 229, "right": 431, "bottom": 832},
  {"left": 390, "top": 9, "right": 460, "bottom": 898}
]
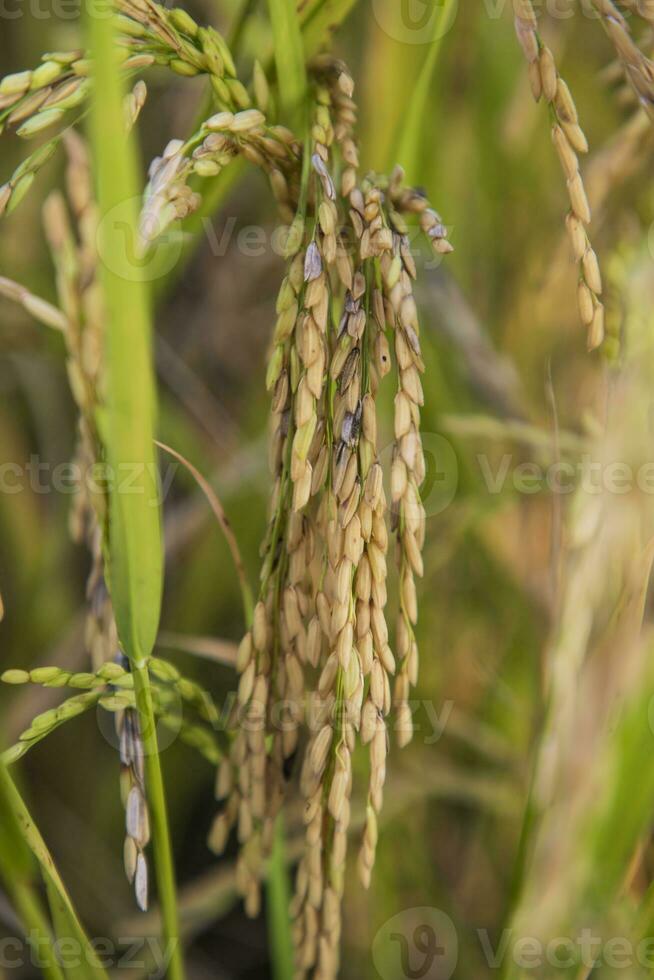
[
  {"left": 97, "top": 196, "right": 183, "bottom": 283},
  {"left": 19, "top": 178, "right": 452, "bottom": 282},
  {"left": 373, "top": 907, "right": 459, "bottom": 979},
  {"left": 379, "top": 433, "right": 459, "bottom": 520},
  {"left": 95, "top": 199, "right": 451, "bottom": 283},
  {"left": 371, "top": 0, "right": 459, "bottom": 45},
  {"left": 373, "top": 910, "right": 654, "bottom": 976},
  {"left": 476, "top": 451, "right": 654, "bottom": 498},
  {"left": 0, "top": 933, "right": 178, "bottom": 975},
  {"left": 8, "top": 444, "right": 654, "bottom": 512},
  {"left": 166, "top": 691, "right": 454, "bottom": 743},
  {"left": 0, "top": 456, "right": 178, "bottom": 503},
  {"left": 96, "top": 682, "right": 183, "bottom": 755},
  {"left": 0, "top": 0, "right": 140, "bottom": 19},
  {"left": 368, "top": 0, "right": 620, "bottom": 46},
  {"left": 477, "top": 928, "right": 654, "bottom": 971}
]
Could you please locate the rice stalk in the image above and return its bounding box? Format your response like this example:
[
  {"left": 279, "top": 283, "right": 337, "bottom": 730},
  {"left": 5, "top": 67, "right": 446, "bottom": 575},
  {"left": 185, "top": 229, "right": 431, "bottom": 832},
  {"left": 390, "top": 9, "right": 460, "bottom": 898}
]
[
  {"left": 266, "top": 0, "right": 307, "bottom": 127},
  {"left": 515, "top": 1, "right": 605, "bottom": 350},
  {"left": 0, "top": 761, "right": 110, "bottom": 979},
  {"left": 83, "top": 4, "right": 187, "bottom": 973},
  {"left": 0, "top": 810, "right": 65, "bottom": 980},
  {"left": 590, "top": 0, "right": 654, "bottom": 117},
  {"left": 2, "top": 658, "right": 225, "bottom": 767}
]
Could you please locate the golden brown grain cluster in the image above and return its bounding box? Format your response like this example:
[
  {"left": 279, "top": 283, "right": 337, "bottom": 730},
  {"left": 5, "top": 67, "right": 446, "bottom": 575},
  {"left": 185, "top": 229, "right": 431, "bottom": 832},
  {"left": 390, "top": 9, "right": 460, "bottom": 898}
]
[
  {"left": 206, "top": 60, "right": 452, "bottom": 978},
  {"left": 591, "top": 0, "right": 654, "bottom": 115},
  {"left": 515, "top": 0, "right": 605, "bottom": 350}
]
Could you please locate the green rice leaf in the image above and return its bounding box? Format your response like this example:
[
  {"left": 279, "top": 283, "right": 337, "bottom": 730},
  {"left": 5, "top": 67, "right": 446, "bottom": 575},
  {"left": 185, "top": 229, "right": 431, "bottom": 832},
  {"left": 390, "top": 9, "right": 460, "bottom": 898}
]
[
  {"left": 0, "top": 761, "right": 107, "bottom": 980},
  {"left": 86, "top": 1, "right": 163, "bottom": 666},
  {"left": 267, "top": 0, "right": 306, "bottom": 126},
  {"left": 393, "top": 0, "right": 457, "bottom": 182},
  {"left": 300, "top": 0, "right": 357, "bottom": 58}
]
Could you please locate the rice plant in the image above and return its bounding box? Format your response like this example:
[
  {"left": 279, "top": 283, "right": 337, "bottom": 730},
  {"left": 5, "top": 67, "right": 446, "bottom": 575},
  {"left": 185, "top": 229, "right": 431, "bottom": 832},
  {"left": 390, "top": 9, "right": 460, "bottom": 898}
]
[{"left": 2, "top": 1, "right": 654, "bottom": 978}]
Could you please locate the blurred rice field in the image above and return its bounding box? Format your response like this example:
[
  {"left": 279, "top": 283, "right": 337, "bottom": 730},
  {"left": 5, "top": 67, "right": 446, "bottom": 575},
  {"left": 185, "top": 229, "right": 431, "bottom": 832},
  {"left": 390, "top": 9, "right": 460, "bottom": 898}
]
[{"left": 2, "top": 1, "right": 654, "bottom": 977}]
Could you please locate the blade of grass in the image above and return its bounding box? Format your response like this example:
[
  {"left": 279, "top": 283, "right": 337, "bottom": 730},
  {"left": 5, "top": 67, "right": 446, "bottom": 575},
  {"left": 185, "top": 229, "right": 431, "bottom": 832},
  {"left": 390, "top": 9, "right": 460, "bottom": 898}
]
[
  {"left": 84, "top": 8, "right": 183, "bottom": 979},
  {"left": 505, "top": 641, "right": 654, "bottom": 980},
  {"left": 0, "top": 760, "right": 106, "bottom": 980},
  {"left": 266, "top": 0, "right": 306, "bottom": 127},
  {"left": 299, "top": 0, "right": 358, "bottom": 57},
  {"left": 85, "top": 31, "right": 162, "bottom": 666},
  {"left": 267, "top": 816, "right": 294, "bottom": 980},
  {"left": 0, "top": 767, "right": 64, "bottom": 980},
  {"left": 155, "top": 440, "right": 254, "bottom": 625},
  {"left": 392, "top": 0, "right": 457, "bottom": 182}
]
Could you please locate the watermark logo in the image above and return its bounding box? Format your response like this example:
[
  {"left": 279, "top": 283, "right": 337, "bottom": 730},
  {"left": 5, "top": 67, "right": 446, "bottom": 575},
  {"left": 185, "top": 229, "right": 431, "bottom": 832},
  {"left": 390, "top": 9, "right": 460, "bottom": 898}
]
[
  {"left": 373, "top": 907, "right": 458, "bottom": 980},
  {"left": 96, "top": 682, "right": 183, "bottom": 755},
  {"left": 417, "top": 433, "right": 459, "bottom": 518},
  {"left": 372, "top": 0, "right": 459, "bottom": 45},
  {"left": 379, "top": 432, "right": 459, "bottom": 522},
  {"left": 96, "top": 195, "right": 183, "bottom": 283},
  {"left": 0, "top": 932, "right": 177, "bottom": 974}
]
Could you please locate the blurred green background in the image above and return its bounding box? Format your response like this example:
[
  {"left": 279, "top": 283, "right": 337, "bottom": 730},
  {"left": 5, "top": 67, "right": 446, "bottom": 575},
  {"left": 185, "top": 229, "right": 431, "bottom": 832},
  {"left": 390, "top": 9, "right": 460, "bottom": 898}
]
[{"left": 1, "top": 1, "right": 654, "bottom": 977}]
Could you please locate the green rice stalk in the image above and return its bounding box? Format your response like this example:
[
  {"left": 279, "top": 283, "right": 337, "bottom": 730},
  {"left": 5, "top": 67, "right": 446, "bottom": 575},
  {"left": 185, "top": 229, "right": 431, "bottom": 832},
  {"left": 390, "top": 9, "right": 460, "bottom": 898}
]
[
  {"left": 266, "top": 0, "right": 307, "bottom": 128},
  {"left": 85, "top": 2, "right": 183, "bottom": 976},
  {"left": 0, "top": 761, "right": 109, "bottom": 979}
]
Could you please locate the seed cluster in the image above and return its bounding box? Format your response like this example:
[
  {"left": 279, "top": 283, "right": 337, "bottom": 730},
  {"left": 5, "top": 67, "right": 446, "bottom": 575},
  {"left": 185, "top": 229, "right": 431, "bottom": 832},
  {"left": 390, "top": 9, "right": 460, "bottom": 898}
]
[
  {"left": 515, "top": 1, "right": 605, "bottom": 350},
  {"left": 1, "top": 659, "right": 224, "bottom": 771},
  {"left": 591, "top": 0, "right": 654, "bottom": 116},
  {"left": 141, "top": 109, "right": 300, "bottom": 247},
  {"left": 0, "top": 0, "right": 251, "bottom": 219},
  {"left": 205, "top": 61, "right": 452, "bottom": 978}
]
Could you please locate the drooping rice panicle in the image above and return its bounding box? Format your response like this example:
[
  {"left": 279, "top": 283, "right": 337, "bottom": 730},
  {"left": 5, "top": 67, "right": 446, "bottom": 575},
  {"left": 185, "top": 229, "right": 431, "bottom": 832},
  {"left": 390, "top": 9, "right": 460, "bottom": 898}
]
[
  {"left": 590, "top": 0, "right": 654, "bottom": 117},
  {"left": 0, "top": 50, "right": 153, "bottom": 146},
  {"left": 209, "top": 237, "right": 312, "bottom": 917},
  {"left": 0, "top": 0, "right": 241, "bottom": 132},
  {"left": 0, "top": 274, "right": 67, "bottom": 330},
  {"left": 0, "top": 139, "right": 60, "bottom": 218},
  {"left": 209, "top": 83, "right": 343, "bottom": 918},
  {"left": 139, "top": 109, "right": 301, "bottom": 248},
  {"left": 514, "top": 1, "right": 605, "bottom": 350},
  {"left": 379, "top": 172, "right": 452, "bottom": 746},
  {"left": 289, "top": 60, "right": 453, "bottom": 974},
  {"left": 195, "top": 52, "right": 454, "bottom": 973},
  {"left": 117, "top": 662, "right": 150, "bottom": 911},
  {"left": 0, "top": 0, "right": 246, "bottom": 218},
  {"left": 0, "top": 78, "right": 146, "bottom": 221}
]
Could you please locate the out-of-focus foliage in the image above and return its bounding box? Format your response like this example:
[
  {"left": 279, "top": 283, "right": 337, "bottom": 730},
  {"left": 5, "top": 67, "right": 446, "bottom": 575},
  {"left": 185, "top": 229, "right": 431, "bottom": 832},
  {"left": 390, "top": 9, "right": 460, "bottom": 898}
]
[{"left": 1, "top": 0, "right": 654, "bottom": 977}]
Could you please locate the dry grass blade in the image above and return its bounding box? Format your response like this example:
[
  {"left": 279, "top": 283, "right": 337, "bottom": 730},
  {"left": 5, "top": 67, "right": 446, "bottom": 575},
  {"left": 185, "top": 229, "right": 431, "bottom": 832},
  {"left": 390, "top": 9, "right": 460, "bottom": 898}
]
[
  {"left": 156, "top": 632, "right": 238, "bottom": 667},
  {"left": 0, "top": 275, "right": 67, "bottom": 330},
  {"left": 155, "top": 440, "right": 254, "bottom": 624},
  {"left": 0, "top": 761, "right": 109, "bottom": 979}
]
